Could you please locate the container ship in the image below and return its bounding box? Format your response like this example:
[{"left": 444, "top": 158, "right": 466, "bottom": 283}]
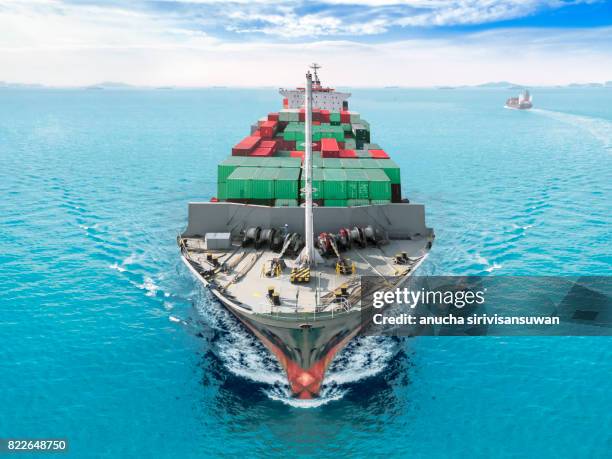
[
  {"left": 505, "top": 89, "right": 533, "bottom": 110},
  {"left": 178, "top": 65, "right": 434, "bottom": 399}
]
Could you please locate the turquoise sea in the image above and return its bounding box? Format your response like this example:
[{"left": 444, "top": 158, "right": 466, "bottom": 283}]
[{"left": 1, "top": 87, "right": 611, "bottom": 458}]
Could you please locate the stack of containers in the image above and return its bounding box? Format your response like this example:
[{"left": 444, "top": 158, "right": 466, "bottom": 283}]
[
  {"left": 369, "top": 149, "right": 390, "bottom": 159},
  {"left": 339, "top": 149, "right": 356, "bottom": 158},
  {"left": 299, "top": 168, "right": 324, "bottom": 200},
  {"left": 232, "top": 136, "right": 260, "bottom": 156},
  {"left": 321, "top": 138, "right": 339, "bottom": 158},
  {"left": 345, "top": 168, "right": 370, "bottom": 200},
  {"left": 217, "top": 157, "right": 302, "bottom": 202},
  {"left": 365, "top": 169, "right": 392, "bottom": 203},
  {"left": 220, "top": 108, "right": 402, "bottom": 207},
  {"left": 323, "top": 169, "right": 347, "bottom": 206},
  {"left": 352, "top": 124, "right": 371, "bottom": 149},
  {"left": 278, "top": 109, "right": 300, "bottom": 122},
  {"left": 259, "top": 120, "right": 278, "bottom": 139},
  {"left": 275, "top": 168, "right": 300, "bottom": 200},
  {"left": 225, "top": 166, "right": 301, "bottom": 202}
]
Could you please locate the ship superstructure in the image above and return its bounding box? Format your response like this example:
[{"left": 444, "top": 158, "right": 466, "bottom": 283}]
[
  {"left": 279, "top": 64, "right": 351, "bottom": 112},
  {"left": 178, "top": 65, "right": 433, "bottom": 399},
  {"left": 505, "top": 89, "right": 533, "bottom": 110}
]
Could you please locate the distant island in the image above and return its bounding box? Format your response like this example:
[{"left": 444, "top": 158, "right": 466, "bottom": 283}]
[{"left": 1, "top": 80, "right": 611, "bottom": 90}]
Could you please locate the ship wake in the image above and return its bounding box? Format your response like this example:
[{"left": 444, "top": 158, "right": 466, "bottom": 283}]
[{"left": 532, "top": 109, "right": 612, "bottom": 151}]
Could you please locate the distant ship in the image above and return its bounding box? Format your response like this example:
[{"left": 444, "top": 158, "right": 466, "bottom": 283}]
[{"left": 505, "top": 89, "right": 533, "bottom": 110}]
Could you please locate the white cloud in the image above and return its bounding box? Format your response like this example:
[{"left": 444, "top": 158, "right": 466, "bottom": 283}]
[{"left": 0, "top": 1, "right": 610, "bottom": 86}]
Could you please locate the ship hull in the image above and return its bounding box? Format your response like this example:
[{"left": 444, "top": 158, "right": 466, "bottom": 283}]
[
  {"left": 181, "top": 253, "right": 427, "bottom": 399},
  {"left": 504, "top": 103, "right": 533, "bottom": 110},
  {"left": 181, "top": 254, "right": 363, "bottom": 398}
]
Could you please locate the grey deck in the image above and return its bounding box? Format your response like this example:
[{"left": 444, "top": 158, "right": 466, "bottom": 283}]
[{"left": 183, "top": 235, "right": 430, "bottom": 315}]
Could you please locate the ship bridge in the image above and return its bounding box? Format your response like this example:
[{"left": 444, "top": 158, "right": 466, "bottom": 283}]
[{"left": 279, "top": 64, "right": 350, "bottom": 111}]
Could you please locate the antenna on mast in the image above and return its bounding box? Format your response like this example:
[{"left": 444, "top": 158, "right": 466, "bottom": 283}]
[{"left": 310, "top": 63, "right": 321, "bottom": 86}]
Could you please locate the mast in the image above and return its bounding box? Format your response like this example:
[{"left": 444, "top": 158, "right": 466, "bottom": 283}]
[{"left": 303, "top": 69, "right": 315, "bottom": 265}]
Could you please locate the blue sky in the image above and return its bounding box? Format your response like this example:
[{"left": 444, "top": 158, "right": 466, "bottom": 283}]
[{"left": 1, "top": 0, "right": 611, "bottom": 86}]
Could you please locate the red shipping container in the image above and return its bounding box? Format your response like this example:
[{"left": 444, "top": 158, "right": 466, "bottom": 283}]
[
  {"left": 321, "top": 138, "right": 339, "bottom": 153},
  {"left": 260, "top": 120, "right": 277, "bottom": 139},
  {"left": 290, "top": 151, "right": 304, "bottom": 159},
  {"left": 283, "top": 98, "right": 288, "bottom": 108},
  {"left": 369, "top": 149, "right": 390, "bottom": 159},
  {"left": 313, "top": 121, "right": 321, "bottom": 125},
  {"left": 338, "top": 141, "right": 345, "bottom": 149},
  {"left": 279, "top": 139, "right": 296, "bottom": 150},
  {"left": 340, "top": 110, "right": 351, "bottom": 123},
  {"left": 250, "top": 147, "right": 273, "bottom": 157},
  {"left": 232, "top": 135, "right": 260, "bottom": 156},
  {"left": 252, "top": 130, "right": 261, "bottom": 137},
  {"left": 321, "top": 151, "right": 339, "bottom": 158},
  {"left": 299, "top": 108, "right": 305, "bottom": 122},
  {"left": 312, "top": 141, "right": 321, "bottom": 151},
  {"left": 339, "top": 149, "right": 356, "bottom": 158},
  {"left": 259, "top": 140, "right": 277, "bottom": 153},
  {"left": 268, "top": 112, "right": 279, "bottom": 121},
  {"left": 320, "top": 110, "right": 330, "bottom": 123}
]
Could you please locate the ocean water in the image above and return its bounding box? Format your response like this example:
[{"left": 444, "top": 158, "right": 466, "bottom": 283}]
[{"left": 1, "top": 87, "right": 611, "bottom": 458}]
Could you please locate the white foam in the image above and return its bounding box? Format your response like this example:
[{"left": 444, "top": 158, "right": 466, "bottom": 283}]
[
  {"left": 485, "top": 263, "right": 503, "bottom": 272},
  {"left": 109, "top": 262, "right": 126, "bottom": 273},
  {"left": 123, "top": 252, "right": 138, "bottom": 265},
  {"left": 197, "top": 299, "right": 398, "bottom": 407},
  {"left": 139, "top": 276, "right": 159, "bottom": 297},
  {"left": 264, "top": 386, "right": 347, "bottom": 408},
  {"left": 534, "top": 109, "right": 612, "bottom": 150}
]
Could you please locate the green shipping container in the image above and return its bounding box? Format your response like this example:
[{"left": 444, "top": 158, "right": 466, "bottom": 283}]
[
  {"left": 324, "top": 199, "right": 348, "bottom": 207},
  {"left": 323, "top": 169, "right": 347, "bottom": 199},
  {"left": 357, "top": 158, "right": 381, "bottom": 169},
  {"left": 366, "top": 169, "right": 391, "bottom": 200},
  {"left": 321, "top": 158, "right": 342, "bottom": 169},
  {"left": 370, "top": 199, "right": 391, "bottom": 205},
  {"left": 275, "top": 168, "right": 300, "bottom": 199},
  {"left": 377, "top": 158, "right": 401, "bottom": 184},
  {"left": 217, "top": 182, "right": 227, "bottom": 200},
  {"left": 226, "top": 167, "right": 256, "bottom": 199},
  {"left": 275, "top": 199, "right": 299, "bottom": 207},
  {"left": 300, "top": 168, "right": 324, "bottom": 199},
  {"left": 345, "top": 168, "right": 370, "bottom": 199},
  {"left": 251, "top": 168, "right": 277, "bottom": 199},
  {"left": 330, "top": 112, "right": 341, "bottom": 123},
  {"left": 218, "top": 162, "right": 239, "bottom": 182}
]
